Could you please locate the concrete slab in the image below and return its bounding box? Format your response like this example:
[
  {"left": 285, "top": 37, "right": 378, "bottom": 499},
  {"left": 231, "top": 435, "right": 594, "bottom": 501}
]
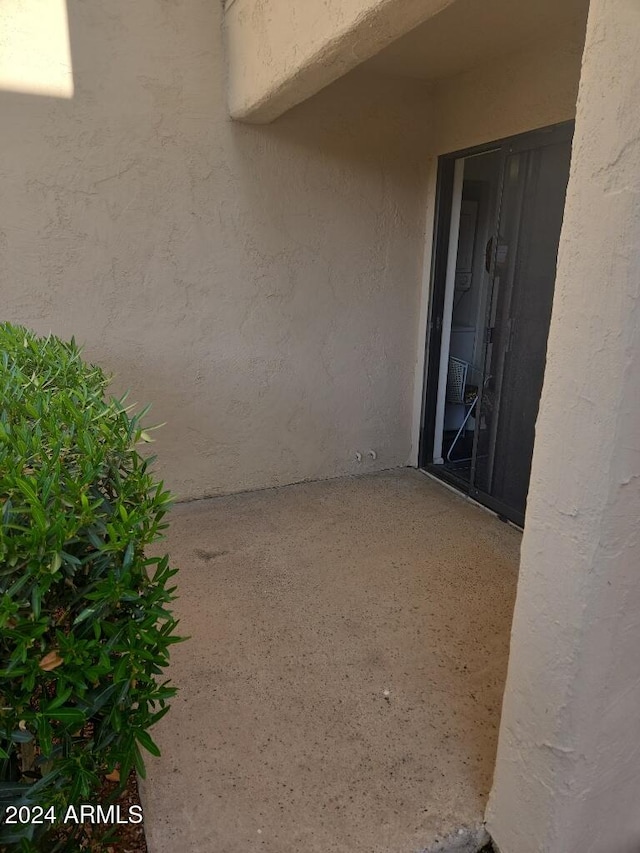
[{"left": 140, "top": 469, "right": 520, "bottom": 853}]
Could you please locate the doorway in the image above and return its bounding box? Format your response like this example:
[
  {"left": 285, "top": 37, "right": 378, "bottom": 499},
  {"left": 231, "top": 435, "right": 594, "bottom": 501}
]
[{"left": 419, "top": 122, "right": 573, "bottom": 526}]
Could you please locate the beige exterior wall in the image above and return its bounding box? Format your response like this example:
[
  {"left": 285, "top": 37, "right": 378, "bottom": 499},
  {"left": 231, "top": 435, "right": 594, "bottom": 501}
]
[
  {"left": 1, "top": 0, "right": 432, "bottom": 500},
  {"left": 432, "top": 25, "right": 584, "bottom": 154},
  {"left": 487, "top": 0, "right": 640, "bottom": 849},
  {"left": 225, "top": 0, "right": 454, "bottom": 122},
  {"left": 2, "top": 1, "right": 584, "bottom": 502}
]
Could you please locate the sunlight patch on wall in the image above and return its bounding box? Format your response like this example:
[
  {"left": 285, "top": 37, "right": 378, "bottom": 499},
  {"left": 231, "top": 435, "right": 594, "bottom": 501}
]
[{"left": 0, "top": 0, "right": 74, "bottom": 97}]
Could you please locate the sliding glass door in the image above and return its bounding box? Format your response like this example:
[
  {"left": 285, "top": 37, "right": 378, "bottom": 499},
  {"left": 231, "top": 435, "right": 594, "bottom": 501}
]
[{"left": 422, "top": 123, "right": 574, "bottom": 526}]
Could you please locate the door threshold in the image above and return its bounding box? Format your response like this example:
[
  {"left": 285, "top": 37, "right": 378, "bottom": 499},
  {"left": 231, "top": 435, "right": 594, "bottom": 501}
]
[{"left": 418, "top": 467, "right": 524, "bottom": 532}]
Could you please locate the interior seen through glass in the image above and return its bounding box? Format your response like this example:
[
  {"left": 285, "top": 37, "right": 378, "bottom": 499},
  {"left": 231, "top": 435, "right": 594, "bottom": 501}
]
[{"left": 441, "top": 150, "right": 501, "bottom": 482}]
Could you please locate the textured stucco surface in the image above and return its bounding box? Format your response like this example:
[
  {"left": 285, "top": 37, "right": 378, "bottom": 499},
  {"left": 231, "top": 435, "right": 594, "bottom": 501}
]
[
  {"left": 225, "top": 0, "right": 587, "bottom": 125},
  {"left": 487, "top": 0, "right": 640, "bottom": 850},
  {"left": 225, "top": 0, "right": 454, "bottom": 122},
  {"left": 0, "top": 0, "right": 73, "bottom": 98},
  {"left": 2, "top": 0, "right": 585, "bottom": 504},
  {"left": 431, "top": 26, "right": 584, "bottom": 155},
  {"left": 1, "top": 0, "right": 432, "bottom": 500},
  {"left": 362, "top": 0, "right": 589, "bottom": 83},
  {"left": 140, "top": 470, "right": 520, "bottom": 853}
]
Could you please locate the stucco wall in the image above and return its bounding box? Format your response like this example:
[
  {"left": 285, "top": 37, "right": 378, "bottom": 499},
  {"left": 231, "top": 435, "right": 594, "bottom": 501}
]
[
  {"left": 2, "top": 1, "right": 586, "bottom": 501},
  {"left": 1, "top": 0, "right": 432, "bottom": 500},
  {"left": 433, "top": 25, "right": 585, "bottom": 154},
  {"left": 225, "top": 0, "right": 454, "bottom": 122},
  {"left": 487, "top": 0, "right": 640, "bottom": 849}
]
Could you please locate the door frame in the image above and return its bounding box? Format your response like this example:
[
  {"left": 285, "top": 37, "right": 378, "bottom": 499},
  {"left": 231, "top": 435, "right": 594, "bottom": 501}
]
[{"left": 417, "top": 120, "right": 574, "bottom": 525}]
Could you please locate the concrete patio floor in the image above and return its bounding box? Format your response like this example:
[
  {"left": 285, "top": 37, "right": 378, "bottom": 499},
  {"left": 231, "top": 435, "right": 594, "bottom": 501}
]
[{"left": 140, "top": 469, "right": 520, "bottom": 853}]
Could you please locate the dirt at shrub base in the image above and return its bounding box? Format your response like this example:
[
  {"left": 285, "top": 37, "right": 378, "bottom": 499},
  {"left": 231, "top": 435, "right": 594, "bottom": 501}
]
[{"left": 49, "top": 771, "right": 148, "bottom": 853}]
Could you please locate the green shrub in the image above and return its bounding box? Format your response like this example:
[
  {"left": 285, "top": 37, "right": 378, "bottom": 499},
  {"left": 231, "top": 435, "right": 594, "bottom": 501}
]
[{"left": 0, "top": 323, "right": 181, "bottom": 851}]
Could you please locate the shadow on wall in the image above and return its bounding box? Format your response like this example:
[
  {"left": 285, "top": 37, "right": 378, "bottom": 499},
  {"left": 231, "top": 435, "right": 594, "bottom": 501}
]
[{"left": 1, "top": 0, "right": 433, "bottom": 499}]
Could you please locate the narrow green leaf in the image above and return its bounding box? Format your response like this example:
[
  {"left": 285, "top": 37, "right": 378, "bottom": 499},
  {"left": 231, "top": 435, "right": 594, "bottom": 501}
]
[
  {"left": 47, "top": 708, "right": 86, "bottom": 725},
  {"left": 135, "top": 729, "right": 161, "bottom": 757},
  {"left": 73, "top": 606, "right": 96, "bottom": 626}
]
